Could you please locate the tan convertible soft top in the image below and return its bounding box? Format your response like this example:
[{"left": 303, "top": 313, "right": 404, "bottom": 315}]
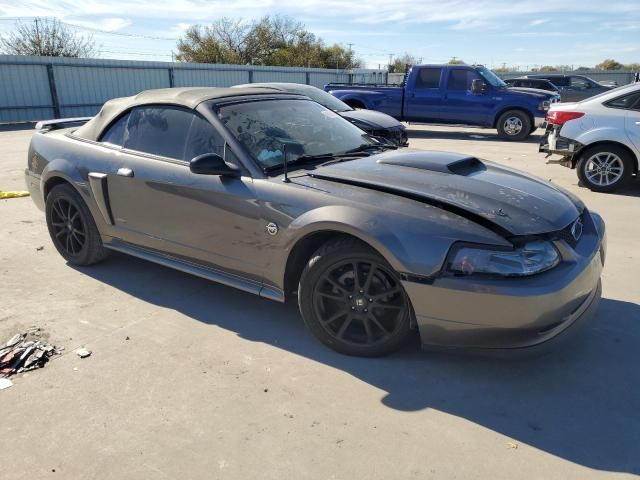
[{"left": 74, "top": 87, "right": 301, "bottom": 142}]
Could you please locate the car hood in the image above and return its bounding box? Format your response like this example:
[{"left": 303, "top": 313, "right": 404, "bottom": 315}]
[
  {"left": 307, "top": 150, "right": 582, "bottom": 236},
  {"left": 340, "top": 109, "right": 403, "bottom": 129},
  {"left": 504, "top": 86, "right": 556, "bottom": 99}
]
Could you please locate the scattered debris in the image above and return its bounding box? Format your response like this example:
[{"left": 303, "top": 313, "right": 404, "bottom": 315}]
[
  {"left": 0, "top": 378, "right": 13, "bottom": 390},
  {"left": 36, "top": 246, "right": 44, "bottom": 251},
  {"left": 74, "top": 347, "right": 92, "bottom": 358},
  {"left": 0, "top": 329, "right": 61, "bottom": 378},
  {"left": 508, "top": 441, "right": 519, "bottom": 450},
  {"left": 0, "top": 190, "right": 30, "bottom": 199},
  {"left": 263, "top": 388, "right": 268, "bottom": 393},
  {"left": 125, "top": 336, "right": 130, "bottom": 341}
]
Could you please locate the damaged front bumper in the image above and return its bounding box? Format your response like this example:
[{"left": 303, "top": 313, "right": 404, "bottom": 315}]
[
  {"left": 539, "top": 124, "right": 584, "bottom": 165},
  {"left": 402, "top": 211, "right": 606, "bottom": 351}
]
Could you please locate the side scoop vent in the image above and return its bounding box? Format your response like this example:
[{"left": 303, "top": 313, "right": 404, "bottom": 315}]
[{"left": 377, "top": 151, "right": 486, "bottom": 176}]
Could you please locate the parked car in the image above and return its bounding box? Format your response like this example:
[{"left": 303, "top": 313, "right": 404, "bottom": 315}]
[
  {"left": 524, "top": 74, "right": 614, "bottom": 102},
  {"left": 540, "top": 82, "right": 640, "bottom": 192},
  {"left": 233, "top": 82, "right": 408, "bottom": 146},
  {"left": 505, "top": 77, "right": 560, "bottom": 93},
  {"left": 27, "top": 87, "right": 605, "bottom": 356},
  {"left": 324, "top": 64, "right": 561, "bottom": 141}
]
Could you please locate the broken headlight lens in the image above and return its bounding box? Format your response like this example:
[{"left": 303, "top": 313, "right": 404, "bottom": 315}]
[{"left": 446, "top": 240, "right": 560, "bottom": 277}]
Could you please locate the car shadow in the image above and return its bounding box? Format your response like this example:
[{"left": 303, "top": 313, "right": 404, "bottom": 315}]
[
  {"left": 73, "top": 253, "right": 640, "bottom": 475},
  {"left": 406, "top": 126, "right": 543, "bottom": 144},
  {"left": 0, "top": 122, "right": 36, "bottom": 132}
]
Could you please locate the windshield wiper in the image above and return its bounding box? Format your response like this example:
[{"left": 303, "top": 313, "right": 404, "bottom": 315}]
[{"left": 263, "top": 151, "right": 370, "bottom": 173}]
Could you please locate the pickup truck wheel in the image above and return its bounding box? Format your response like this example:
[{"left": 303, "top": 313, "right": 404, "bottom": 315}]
[
  {"left": 577, "top": 145, "right": 633, "bottom": 193},
  {"left": 298, "top": 239, "right": 413, "bottom": 357},
  {"left": 497, "top": 110, "right": 531, "bottom": 141},
  {"left": 45, "top": 184, "right": 108, "bottom": 265}
]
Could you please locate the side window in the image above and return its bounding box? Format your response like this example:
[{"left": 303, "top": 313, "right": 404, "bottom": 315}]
[
  {"left": 605, "top": 93, "right": 640, "bottom": 110},
  {"left": 125, "top": 106, "right": 194, "bottom": 160},
  {"left": 570, "top": 77, "right": 590, "bottom": 89},
  {"left": 415, "top": 68, "right": 442, "bottom": 89},
  {"left": 100, "top": 112, "right": 130, "bottom": 147},
  {"left": 548, "top": 76, "right": 569, "bottom": 87},
  {"left": 447, "top": 69, "right": 479, "bottom": 91},
  {"left": 184, "top": 114, "right": 225, "bottom": 161}
]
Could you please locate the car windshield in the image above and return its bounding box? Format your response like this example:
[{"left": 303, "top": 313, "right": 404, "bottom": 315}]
[
  {"left": 477, "top": 67, "right": 507, "bottom": 87},
  {"left": 217, "top": 99, "right": 373, "bottom": 170}
]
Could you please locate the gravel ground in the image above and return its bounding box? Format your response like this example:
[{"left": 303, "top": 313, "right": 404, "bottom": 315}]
[{"left": 1, "top": 124, "right": 639, "bottom": 479}]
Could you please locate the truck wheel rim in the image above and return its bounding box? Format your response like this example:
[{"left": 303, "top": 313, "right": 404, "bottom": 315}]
[
  {"left": 51, "top": 198, "right": 86, "bottom": 255},
  {"left": 585, "top": 153, "right": 624, "bottom": 186},
  {"left": 504, "top": 116, "right": 523, "bottom": 135},
  {"left": 312, "top": 259, "right": 406, "bottom": 347}
]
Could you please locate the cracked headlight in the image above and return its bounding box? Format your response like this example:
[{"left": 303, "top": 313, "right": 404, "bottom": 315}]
[{"left": 445, "top": 240, "right": 560, "bottom": 277}]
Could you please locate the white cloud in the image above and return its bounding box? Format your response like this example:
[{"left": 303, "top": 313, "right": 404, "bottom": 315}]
[
  {"left": 67, "top": 17, "right": 132, "bottom": 31},
  {"left": 528, "top": 18, "right": 550, "bottom": 26}
]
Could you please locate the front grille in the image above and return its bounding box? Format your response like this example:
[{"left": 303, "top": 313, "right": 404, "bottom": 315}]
[
  {"left": 554, "top": 212, "right": 586, "bottom": 248},
  {"left": 370, "top": 127, "right": 408, "bottom": 147}
]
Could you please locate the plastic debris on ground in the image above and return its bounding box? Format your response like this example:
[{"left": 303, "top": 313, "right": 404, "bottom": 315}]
[
  {"left": 74, "top": 347, "right": 92, "bottom": 358},
  {"left": 0, "top": 190, "right": 30, "bottom": 199},
  {"left": 0, "top": 328, "right": 61, "bottom": 379}
]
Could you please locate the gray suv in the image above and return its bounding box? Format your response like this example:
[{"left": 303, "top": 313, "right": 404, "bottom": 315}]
[{"left": 525, "top": 74, "right": 613, "bottom": 102}]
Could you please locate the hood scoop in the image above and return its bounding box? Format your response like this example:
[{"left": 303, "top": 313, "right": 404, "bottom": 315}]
[{"left": 377, "top": 151, "right": 486, "bottom": 176}]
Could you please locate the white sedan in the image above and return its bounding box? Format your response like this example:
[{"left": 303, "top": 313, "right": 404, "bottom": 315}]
[{"left": 540, "top": 82, "right": 640, "bottom": 192}]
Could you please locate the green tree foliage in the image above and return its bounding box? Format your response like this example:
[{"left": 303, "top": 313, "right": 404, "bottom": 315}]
[
  {"left": 448, "top": 58, "right": 465, "bottom": 65},
  {"left": 0, "top": 18, "right": 97, "bottom": 57},
  {"left": 176, "top": 15, "right": 362, "bottom": 68},
  {"left": 388, "top": 53, "right": 418, "bottom": 73},
  {"left": 596, "top": 59, "right": 625, "bottom": 70}
]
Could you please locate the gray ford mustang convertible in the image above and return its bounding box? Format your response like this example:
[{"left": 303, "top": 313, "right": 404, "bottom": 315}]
[{"left": 26, "top": 87, "right": 606, "bottom": 356}]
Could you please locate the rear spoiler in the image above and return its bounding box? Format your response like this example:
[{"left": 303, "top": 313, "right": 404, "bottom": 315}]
[{"left": 35, "top": 117, "right": 93, "bottom": 131}]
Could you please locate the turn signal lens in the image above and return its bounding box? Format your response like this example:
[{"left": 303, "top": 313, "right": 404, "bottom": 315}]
[{"left": 546, "top": 111, "right": 585, "bottom": 126}]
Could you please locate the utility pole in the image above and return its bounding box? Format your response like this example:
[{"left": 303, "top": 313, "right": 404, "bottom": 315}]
[
  {"left": 34, "top": 18, "right": 41, "bottom": 55},
  {"left": 388, "top": 53, "right": 393, "bottom": 70},
  {"left": 347, "top": 43, "right": 353, "bottom": 70}
]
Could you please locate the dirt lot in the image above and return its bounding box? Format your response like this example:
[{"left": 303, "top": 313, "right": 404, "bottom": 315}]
[{"left": 1, "top": 124, "right": 639, "bottom": 479}]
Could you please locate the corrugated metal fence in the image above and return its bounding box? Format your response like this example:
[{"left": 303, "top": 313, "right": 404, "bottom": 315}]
[{"left": 0, "top": 55, "right": 386, "bottom": 123}]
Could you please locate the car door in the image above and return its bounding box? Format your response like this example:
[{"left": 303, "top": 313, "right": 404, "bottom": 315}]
[
  {"left": 439, "top": 68, "right": 496, "bottom": 125},
  {"left": 404, "top": 66, "right": 443, "bottom": 122},
  {"left": 102, "top": 105, "right": 267, "bottom": 282}
]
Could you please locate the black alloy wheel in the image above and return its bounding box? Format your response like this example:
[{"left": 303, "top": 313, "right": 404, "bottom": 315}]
[{"left": 299, "top": 239, "right": 413, "bottom": 356}]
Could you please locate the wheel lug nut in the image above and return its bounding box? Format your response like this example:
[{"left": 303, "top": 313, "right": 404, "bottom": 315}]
[
  {"left": 368, "top": 298, "right": 373, "bottom": 302},
  {"left": 359, "top": 290, "right": 363, "bottom": 293},
  {"left": 364, "top": 309, "right": 368, "bottom": 313},
  {"left": 351, "top": 306, "right": 355, "bottom": 310},
  {"left": 348, "top": 295, "right": 352, "bottom": 299}
]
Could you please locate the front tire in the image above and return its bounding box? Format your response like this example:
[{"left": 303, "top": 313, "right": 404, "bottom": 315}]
[
  {"left": 576, "top": 145, "right": 633, "bottom": 193},
  {"left": 497, "top": 110, "right": 532, "bottom": 141},
  {"left": 298, "top": 239, "right": 413, "bottom": 357},
  {"left": 45, "top": 183, "right": 108, "bottom": 265}
]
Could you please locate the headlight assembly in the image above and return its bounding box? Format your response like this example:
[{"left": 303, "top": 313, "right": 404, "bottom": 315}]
[
  {"left": 539, "top": 100, "right": 551, "bottom": 111},
  {"left": 445, "top": 240, "right": 560, "bottom": 277}
]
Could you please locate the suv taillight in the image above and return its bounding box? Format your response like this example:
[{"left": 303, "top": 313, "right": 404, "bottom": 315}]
[{"left": 546, "top": 111, "right": 585, "bottom": 126}]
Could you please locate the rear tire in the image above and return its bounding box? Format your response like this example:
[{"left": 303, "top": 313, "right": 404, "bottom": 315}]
[
  {"left": 298, "top": 239, "right": 413, "bottom": 357},
  {"left": 45, "top": 183, "right": 108, "bottom": 265},
  {"left": 497, "top": 110, "right": 532, "bottom": 141},
  {"left": 576, "top": 145, "right": 633, "bottom": 193}
]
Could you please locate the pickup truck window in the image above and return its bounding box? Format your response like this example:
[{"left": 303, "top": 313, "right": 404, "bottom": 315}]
[
  {"left": 570, "top": 77, "right": 590, "bottom": 89},
  {"left": 476, "top": 67, "right": 506, "bottom": 88},
  {"left": 125, "top": 106, "right": 193, "bottom": 160},
  {"left": 447, "top": 69, "right": 480, "bottom": 91},
  {"left": 415, "top": 68, "right": 442, "bottom": 89}
]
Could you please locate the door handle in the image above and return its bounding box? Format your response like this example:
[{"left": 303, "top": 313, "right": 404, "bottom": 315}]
[
  {"left": 117, "top": 167, "right": 134, "bottom": 177},
  {"left": 635, "top": 122, "right": 640, "bottom": 126}
]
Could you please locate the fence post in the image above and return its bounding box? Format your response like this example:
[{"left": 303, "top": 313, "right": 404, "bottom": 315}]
[
  {"left": 248, "top": 69, "right": 254, "bottom": 83},
  {"left": 168, "top": 68, "right": 175, "bottom": 87},
  {"left": 305, "top": 72, "right": 311, "bottom": 85},
  {"left": 46, "top": 64, "right": 61, "bottom": 119}
]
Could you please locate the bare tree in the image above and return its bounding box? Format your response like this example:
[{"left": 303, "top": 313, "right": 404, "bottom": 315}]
[{"left": 0, "top": 18, "right": 97, "bottom": 57}]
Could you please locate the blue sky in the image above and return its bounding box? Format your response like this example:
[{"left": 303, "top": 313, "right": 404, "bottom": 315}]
[{"left": 1, "top": 0, "right": 639, "bottom": 69}]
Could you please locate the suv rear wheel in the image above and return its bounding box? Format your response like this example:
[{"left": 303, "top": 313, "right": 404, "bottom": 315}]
[{"left": 577, "top": 145, "right": 634, "bottom": 193}]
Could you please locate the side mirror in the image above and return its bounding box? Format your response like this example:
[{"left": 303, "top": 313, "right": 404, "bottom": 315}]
[
  {"left": 190, "top": 153, "right": 240, "bottom": 177},
  {"left": 471, "top": 79, "right": 486, "bottom": 94}
]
